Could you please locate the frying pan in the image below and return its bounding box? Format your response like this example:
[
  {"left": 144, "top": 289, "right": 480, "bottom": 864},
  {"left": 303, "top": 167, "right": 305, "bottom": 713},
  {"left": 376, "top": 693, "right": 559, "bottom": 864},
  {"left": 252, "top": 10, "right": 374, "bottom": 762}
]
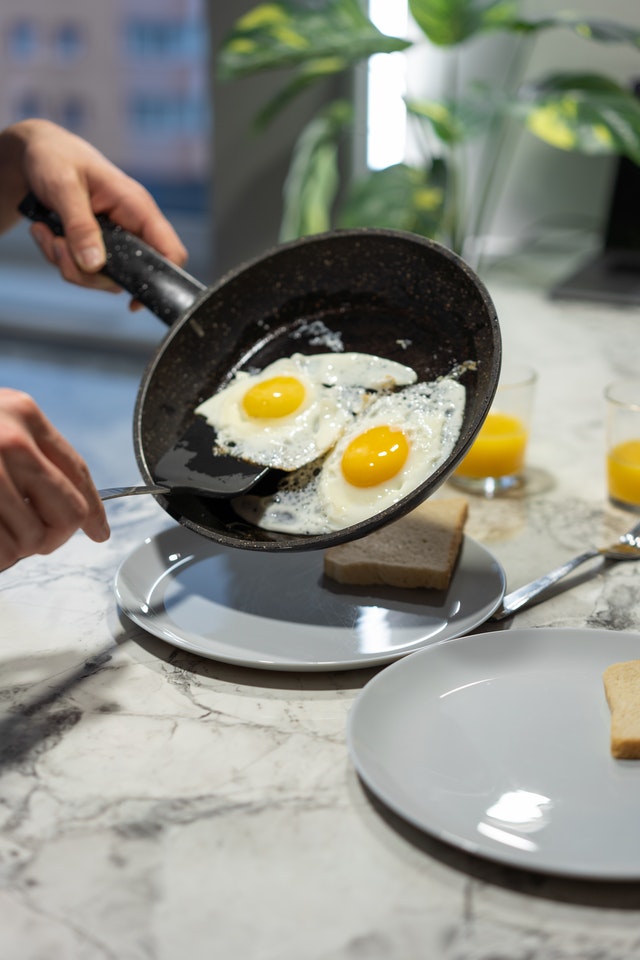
[{"left": 20, "top": 195, "right": 501, "bottom": 552}]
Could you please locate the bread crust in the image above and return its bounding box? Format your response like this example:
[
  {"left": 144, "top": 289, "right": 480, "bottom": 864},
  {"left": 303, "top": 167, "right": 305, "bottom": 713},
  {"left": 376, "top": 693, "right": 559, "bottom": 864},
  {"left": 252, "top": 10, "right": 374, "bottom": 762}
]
[{"left": 603, "top": 660, "right": 640, "bottom": 758}]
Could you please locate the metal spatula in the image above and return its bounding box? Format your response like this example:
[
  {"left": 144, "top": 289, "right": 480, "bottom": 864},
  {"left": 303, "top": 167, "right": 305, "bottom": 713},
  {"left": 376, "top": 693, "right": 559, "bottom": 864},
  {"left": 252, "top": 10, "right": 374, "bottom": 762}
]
[{"left": 100, "top": 419, "right": 269, "bottom": 500}]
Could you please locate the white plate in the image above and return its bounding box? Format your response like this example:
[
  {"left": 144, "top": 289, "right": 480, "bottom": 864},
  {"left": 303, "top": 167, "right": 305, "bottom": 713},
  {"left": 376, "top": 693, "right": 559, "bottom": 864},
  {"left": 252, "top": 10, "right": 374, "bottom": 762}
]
[
  {"left": 348, "top": 627, "right": 640, "bottom": 878},
  {"left": 114, "top": 526, "right": 504, "bottom": 671}
]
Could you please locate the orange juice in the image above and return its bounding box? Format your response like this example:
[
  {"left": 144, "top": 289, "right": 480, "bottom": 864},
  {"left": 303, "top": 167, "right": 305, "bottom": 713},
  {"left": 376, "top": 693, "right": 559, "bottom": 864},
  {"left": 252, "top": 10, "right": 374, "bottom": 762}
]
[
  {"left": 455, "top": 411, "right": 528, "bottom": 479},
  {"left": 607, "top": 439, "right": 640, "bottom": 506}
]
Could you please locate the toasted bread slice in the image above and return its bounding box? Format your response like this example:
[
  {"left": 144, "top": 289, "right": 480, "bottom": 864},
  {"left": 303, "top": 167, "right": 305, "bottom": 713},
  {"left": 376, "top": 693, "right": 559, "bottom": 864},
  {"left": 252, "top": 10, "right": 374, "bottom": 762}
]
[
  {"left": 323, "top": 497, "right": 468, "bottom": 590},
  {"left": 603, "top": 660, "right": 640, "bottom": 758}
]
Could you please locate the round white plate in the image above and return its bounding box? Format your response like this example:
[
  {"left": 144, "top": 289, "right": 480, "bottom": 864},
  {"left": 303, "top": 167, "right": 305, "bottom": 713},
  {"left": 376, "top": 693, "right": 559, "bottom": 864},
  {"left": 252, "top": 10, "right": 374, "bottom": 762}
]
[
  {"left": 348, "top": 627, "right": 640, "bottom": 878},
  {"left": 114, "top": 526, "right": 504, "bottom": 671}
]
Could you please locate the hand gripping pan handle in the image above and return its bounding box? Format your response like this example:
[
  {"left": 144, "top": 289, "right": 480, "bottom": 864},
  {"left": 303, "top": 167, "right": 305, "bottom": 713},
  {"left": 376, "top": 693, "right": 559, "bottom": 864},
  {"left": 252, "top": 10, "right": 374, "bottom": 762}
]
[{"left": 19, "top": 191, "right": 206, "bottom": 326}]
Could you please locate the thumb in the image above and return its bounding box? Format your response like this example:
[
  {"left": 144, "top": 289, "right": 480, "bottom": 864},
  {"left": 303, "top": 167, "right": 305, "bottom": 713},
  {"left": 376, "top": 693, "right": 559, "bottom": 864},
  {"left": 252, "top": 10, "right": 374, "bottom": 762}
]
[{"left": 51, "top": 189, "right": 106, "bottom": 273}]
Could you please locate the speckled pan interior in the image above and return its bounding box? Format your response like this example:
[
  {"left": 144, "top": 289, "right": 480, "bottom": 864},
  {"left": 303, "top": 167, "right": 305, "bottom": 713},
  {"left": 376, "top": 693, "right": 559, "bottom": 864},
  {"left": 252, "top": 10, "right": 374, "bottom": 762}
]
[{"left": 134, "top": 228, "right": 502, "bottom": 551}]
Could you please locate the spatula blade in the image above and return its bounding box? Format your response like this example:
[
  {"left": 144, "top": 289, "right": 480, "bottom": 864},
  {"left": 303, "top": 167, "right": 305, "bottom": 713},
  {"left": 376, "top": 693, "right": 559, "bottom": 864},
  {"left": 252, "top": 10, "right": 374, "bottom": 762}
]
[{"left": 152, "top": 418, "right": 268, "bottom": 497}]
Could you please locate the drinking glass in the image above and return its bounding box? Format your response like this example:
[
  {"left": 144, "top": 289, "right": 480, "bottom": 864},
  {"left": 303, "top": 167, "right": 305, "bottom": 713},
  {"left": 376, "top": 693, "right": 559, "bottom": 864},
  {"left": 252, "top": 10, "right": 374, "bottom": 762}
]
[
  {"left": 605, "top": 380, "right": 640, "bottom": 512},
  {"left": 451, "top": 363, "right": 537, "bottom": 496}
]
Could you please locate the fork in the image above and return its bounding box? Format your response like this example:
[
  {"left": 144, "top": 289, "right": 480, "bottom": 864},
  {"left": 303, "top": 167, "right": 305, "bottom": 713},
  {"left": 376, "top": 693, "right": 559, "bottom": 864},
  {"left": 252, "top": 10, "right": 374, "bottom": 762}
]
[{"left": 490, "top": 518, "right": 640, "bottom": 621}]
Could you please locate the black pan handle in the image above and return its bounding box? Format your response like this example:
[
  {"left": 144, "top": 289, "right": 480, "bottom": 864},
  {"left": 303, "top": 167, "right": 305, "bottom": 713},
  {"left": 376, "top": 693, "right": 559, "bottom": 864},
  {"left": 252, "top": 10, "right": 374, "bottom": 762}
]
[{"left": 18, "top": 192, "right": 207, "bottom": 327}]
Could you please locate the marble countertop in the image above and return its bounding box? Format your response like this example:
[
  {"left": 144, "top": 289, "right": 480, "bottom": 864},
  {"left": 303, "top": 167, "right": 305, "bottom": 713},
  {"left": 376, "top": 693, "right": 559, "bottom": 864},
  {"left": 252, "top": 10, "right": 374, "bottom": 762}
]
[{"left": 3, "top": 272, "right": 640, "bottom": 960}]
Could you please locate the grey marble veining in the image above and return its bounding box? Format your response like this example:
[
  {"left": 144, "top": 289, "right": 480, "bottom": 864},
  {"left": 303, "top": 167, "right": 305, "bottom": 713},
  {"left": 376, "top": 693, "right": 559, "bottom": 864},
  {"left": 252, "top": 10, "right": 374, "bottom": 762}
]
[{"left": 1, "top": 273, "right": 640, "bottom": 959}]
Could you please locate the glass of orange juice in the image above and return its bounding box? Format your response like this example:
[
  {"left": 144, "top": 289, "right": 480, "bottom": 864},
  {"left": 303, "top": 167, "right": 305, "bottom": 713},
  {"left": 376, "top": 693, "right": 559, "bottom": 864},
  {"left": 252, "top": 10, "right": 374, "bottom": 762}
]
[
  {"left": 451, "top": 363, "right": 537, "bottom": 496},
  {"left": 605, "top": 380, "right": 640, "bottom": 512}
]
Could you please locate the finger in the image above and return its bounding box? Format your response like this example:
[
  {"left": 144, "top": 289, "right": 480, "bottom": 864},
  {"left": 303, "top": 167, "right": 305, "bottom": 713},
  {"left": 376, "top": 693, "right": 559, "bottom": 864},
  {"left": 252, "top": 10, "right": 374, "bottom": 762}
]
[
  {"left": 30, "top": 222, "right": 57, "bottom": 265},
  {"left": 0, "top": 436, "right": 107, "bottom": 556},
  {"left": 98, "top": 182, "right": 188, "bottom": 267},
  {"left": 0, "top": 467, "right": 48, "bottom": 563},
  {"left": 20, "top": 466, "right": 107, "bottom": 552},
  {"left": 0, "top": 450, "right": 90, "bottom": 560},
  {"left": 31, "top": 224, "right": 121, "bottom": 292},
  {"left": 51, "top": 236, "right": 121, "bottom": 293},
  {"left": 26, "top": 415, "right": 110, "bottom": 544},
  {"left": 45, "top": 179, "right": 107, "bottom": 274},
  {"left": 137, "top": 214, "right": 188, "bottom": 268},
  {"left": 7, "top": 394, "right": 110, "bottom": 546}
]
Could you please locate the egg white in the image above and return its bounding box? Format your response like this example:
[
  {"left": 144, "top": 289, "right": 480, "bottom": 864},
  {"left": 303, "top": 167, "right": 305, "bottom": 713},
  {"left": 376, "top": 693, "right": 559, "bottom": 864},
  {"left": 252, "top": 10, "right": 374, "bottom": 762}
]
[
  {"left": 232, "top": 377, "right": 466, "bottom": 534},
  {"left": 318, "top": 378, "right": 466, "bottom": 528},
  {"left": 195, "top": 352, "right": 416, "bottom": 472}
]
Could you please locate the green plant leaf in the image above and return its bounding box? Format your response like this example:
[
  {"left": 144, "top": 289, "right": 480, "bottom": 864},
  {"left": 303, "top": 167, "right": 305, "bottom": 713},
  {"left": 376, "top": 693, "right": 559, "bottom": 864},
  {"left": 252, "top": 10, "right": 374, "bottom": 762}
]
[
  {"left": 218, "top": 0, "right": 410, "bottom": 81},
  {"left": 408, "top": 0, "right": 518, "bottom": 47},
  {"left": 255, "top": 57, "right": 349, "bottom": 128},
  {"left": 517, "top": 73, "right": 640, "bottom": 164},
  {"left": 406, "top": 94, "right": 496, "bottom": 144},
  {"left": 280, "top": 100, "right": 353, "bottom": 241},
  {"left": 508, "top": 13, "right": 640, "bottom": 49},
  {"left": 338, "top": 161, "right": 447, "bottom": 238}
]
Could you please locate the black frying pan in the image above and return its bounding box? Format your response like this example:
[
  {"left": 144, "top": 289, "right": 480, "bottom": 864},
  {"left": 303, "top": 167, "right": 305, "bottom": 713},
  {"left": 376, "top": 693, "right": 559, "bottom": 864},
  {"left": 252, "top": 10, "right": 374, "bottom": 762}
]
[{"left": 20, "top": 196, "right": 501, "bottom": 552}]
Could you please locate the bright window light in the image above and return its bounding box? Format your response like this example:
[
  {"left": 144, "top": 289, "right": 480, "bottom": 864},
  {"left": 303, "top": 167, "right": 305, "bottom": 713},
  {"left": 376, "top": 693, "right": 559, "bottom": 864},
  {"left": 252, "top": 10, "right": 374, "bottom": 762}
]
[{"left": 367, "top": 0, "right": 409, "bottom": 170}]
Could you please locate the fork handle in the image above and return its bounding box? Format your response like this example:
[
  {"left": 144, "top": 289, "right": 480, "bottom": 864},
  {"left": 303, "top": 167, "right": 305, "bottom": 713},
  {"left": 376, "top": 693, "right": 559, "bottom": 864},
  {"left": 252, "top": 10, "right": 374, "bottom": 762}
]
[
  {"left": 99, "top": 485, "right": 170, "bottom": 501},
  {"left": 490, "top": 547, "right": 601, "bottom": 621}
]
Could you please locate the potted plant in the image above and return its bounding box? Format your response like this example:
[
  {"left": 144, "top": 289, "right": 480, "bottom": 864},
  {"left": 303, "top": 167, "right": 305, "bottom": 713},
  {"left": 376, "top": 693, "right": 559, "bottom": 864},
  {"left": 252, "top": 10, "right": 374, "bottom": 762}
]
[{"left": 218, "top": 0, "right": 640, "bottom": 262}]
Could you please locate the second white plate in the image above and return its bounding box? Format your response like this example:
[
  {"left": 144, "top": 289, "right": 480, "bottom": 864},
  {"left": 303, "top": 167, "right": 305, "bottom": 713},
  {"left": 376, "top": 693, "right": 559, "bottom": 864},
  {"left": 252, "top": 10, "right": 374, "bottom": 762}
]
[
  {"left": 348, "top": 627, "right": 640, "bottom": 878},
  {"left": 114, "top": 525, "right": 504, "bottom": 671}
]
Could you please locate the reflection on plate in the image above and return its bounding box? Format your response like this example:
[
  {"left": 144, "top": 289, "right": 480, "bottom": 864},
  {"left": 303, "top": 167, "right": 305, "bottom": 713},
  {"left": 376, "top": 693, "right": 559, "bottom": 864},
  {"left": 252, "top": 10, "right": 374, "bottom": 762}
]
[
  {"left": 348, "top": 627, "right": 640, "bottom": 878},
  {"left": 114, "top": 526, "right": 504, "bottom": 671}
]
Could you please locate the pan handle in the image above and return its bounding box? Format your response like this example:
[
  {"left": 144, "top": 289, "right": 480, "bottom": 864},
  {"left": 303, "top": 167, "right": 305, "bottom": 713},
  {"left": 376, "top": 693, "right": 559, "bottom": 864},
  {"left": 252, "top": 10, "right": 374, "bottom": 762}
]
[{"left": 18, "top": 192, "right": 207, "bottom": 327}]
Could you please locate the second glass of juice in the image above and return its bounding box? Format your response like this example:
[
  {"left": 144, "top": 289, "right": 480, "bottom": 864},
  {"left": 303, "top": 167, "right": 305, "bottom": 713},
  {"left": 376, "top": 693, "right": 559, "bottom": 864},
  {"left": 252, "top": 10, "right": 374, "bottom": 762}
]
[
  {"left": 605, "top": 380, "right": 640, "bottom": 512},
  {"left": 452, "top": 363, "right": 537, "bottom": 496}
]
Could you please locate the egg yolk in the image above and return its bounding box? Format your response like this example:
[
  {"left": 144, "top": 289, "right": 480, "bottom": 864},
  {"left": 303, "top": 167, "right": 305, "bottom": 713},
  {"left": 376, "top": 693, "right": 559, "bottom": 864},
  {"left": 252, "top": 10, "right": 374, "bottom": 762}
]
[
  {"left": 242, "top": 376, "right": 306, "bottom": 419},
  {"left": 341, "top": 425, "right": 409, "bottom": 488}
]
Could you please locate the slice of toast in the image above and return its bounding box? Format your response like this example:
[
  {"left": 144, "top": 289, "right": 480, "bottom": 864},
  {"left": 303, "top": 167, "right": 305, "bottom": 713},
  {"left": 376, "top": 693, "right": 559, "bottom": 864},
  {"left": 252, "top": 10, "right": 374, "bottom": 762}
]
[
  {"left": 603, "top": 660, "right": 640, "bottom": 758},
  {"left": 323, "top": 497, "right": 468, "bottom": 591}
]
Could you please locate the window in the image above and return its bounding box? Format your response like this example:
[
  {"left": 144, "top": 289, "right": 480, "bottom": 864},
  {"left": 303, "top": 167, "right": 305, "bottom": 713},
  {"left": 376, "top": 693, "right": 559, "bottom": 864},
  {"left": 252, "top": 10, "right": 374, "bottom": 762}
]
[
  {"left": 367, "top": 0, "right": 408, "bottom": 170},
  {"left": 55, "top": 22, "right": 84, "bottom": 60},
  {"left": 129, "top": 93, "right": 208, "bottom": 136},
  {"left": 125, "top": 19, "right": 205, "bottom": 59},
  {"left": 13, "top": 92, "right": 43, "bottom": 122},
  {"left": 7, "top": 20, "right": 38, "bottom": 60},
  {"left": 59, "top": 97, "right": 86, "bottom": 132}
]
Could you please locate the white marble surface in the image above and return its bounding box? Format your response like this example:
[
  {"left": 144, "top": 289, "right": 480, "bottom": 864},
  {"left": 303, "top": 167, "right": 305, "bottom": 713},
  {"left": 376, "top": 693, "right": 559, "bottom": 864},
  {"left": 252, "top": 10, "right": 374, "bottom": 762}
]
[{"left": 2, "top": 272, "right": 640, "bottom": 960}]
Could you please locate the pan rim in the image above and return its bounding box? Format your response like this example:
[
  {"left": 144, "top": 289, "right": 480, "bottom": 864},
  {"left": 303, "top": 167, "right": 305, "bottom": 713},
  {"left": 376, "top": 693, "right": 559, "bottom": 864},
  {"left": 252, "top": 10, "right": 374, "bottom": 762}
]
[{"left": 133, "top": 227, "right": 501, "bottom": 552}]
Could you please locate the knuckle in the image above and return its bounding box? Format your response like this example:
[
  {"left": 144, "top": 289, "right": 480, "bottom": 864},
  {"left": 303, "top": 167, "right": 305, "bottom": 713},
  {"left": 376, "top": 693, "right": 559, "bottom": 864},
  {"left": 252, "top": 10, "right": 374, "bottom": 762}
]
[
  {"left": 31, "top": 502, "right": 88, "bottom": 558},
  {"left": 0, "top": 392, "right": 44, "bottom": 455},
  {"left": 62, "top": 484, "right": 92, "bottom": 527},
  {"left": 0, "top": 424, "right": 27, "bottom": 455},
  {"left": 69, "top": 497, "right": 90, "bottom": 527},
  {"left": 0, "top": 388, "right": 38, "bottom": 418},
  {"left": 36, "top": 532, "right": 72, "bottom": 556},
  {"left": 75, "top": 458, "right": 91, "bottom": 484}
]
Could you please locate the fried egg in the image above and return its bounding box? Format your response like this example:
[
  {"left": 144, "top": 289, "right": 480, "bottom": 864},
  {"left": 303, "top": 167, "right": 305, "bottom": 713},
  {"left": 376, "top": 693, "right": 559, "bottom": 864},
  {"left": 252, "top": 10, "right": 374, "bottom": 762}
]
[
  {"left": 195, "top": 352, "right": 417, "bottom": 471},
  {"left": 232, "top": 377, "right": 466, "bottom": 534}
]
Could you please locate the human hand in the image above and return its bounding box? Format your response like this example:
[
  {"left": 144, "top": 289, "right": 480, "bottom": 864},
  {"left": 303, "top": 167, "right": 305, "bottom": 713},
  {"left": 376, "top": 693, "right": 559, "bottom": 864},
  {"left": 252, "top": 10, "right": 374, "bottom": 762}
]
[
  {"left": 0, "top": 388, "right": 110, "bottom": 571},
  {"left": 0, "top": 118, "right": 187, "bottom": 303}
]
